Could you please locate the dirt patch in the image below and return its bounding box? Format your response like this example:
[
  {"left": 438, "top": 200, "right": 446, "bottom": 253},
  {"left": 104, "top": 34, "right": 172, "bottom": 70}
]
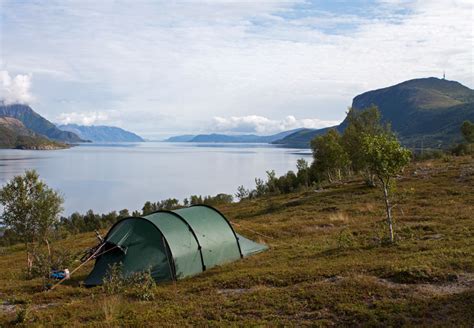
[
  {"left": 0, "top": 303, "right": 17, "bottom": 314},
  {"left": 217, "top": 285, "right": 274, "bottom": 296},
  {"left": 317, "top": 274, "right": 473, "bottom": 296},
  {"left": 217, "top": 288, "right": 249, "bottom": 295},
  {"left": 0, "top": 301, "right": 59, "bottom": 314},
  {"left": 374, "top": 273, "right": 474, "bottom": 296}
]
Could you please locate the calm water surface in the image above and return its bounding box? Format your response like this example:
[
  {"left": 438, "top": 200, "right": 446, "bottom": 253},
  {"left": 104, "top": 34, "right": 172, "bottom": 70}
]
[{"left": 0, "top": 142, "right": 311, "bottom": 215}]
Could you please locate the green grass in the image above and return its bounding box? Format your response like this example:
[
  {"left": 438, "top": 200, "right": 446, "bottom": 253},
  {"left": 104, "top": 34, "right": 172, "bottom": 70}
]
[{"left": 1, "top": 156, "right": 473, "bottom": 326}]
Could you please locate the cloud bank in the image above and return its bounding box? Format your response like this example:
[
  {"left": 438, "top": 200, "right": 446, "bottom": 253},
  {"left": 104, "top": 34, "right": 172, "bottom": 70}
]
[
  {"left": 0, "top": 71, "right": 34, "bottom": 105},
  {"left": 1, "top": 1, "right": 472, "bottom": 137},
  {"left": 57, "top": 111, "right": 110, "bottom": 126},
  {"left": 212, "top": 115, "right": 339, "bottom": 134}
]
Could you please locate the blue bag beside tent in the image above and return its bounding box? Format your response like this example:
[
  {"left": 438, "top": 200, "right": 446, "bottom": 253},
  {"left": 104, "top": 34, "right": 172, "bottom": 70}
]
[{"left": 50, "top": 269, "right": 70, "bottom": 280}]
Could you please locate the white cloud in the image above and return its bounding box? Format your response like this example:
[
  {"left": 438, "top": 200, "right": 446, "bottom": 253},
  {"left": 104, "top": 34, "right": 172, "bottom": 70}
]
[
  {"left": 0, "top": 71, "right": 34, "bottom": 105},
  {"left": 57, "top": 111, "right": 110, "bottom": 126},
  {"left": 1, "top": 1, "right": 472, "bottom": 136},
  {"left": 212, "top": 115, "right": 340, "bottom": 134}
]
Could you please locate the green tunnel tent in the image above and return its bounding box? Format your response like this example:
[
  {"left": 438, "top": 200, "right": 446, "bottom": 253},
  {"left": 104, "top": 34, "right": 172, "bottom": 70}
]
[{"left": 84, "top": 204, "right": 268, "bottom": 285}]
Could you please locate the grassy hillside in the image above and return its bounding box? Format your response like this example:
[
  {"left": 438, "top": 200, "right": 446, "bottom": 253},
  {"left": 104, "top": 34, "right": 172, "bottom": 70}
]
[
  {"left": 0, "top": 156, "right": 473, "bottom": 326},
  {"left": 275, "top": 78, "right": 474, "bottom": 148},
  {"left": 350, "top": 78, "right": 474, "bottom": 148}
]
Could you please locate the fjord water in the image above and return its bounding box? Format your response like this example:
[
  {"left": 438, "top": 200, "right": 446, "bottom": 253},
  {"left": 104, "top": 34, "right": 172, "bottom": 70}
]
[{"left": 0, "top": 142, "right": 311, "bottom": 215}]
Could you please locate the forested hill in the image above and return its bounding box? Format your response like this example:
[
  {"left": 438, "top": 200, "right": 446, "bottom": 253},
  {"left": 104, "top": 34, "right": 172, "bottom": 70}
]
[{"left": 274, "top": 77, "right": 474, "bottom": 148}]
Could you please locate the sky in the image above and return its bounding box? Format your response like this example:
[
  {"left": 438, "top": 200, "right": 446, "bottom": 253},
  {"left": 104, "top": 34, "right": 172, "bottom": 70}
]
[{"left": 0, "top": 0, "right": 473, "bottom": 139}]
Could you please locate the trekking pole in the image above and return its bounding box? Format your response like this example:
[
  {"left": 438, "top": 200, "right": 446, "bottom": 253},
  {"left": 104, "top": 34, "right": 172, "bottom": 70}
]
[{"left": 49, "top": 244, "right": 120, "bottom": 291}]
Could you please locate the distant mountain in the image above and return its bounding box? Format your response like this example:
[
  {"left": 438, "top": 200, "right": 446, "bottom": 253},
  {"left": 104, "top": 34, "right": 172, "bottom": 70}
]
[
  {"left": 272, "top": 128, "right": 331, "bottom": 148},
  {"left": 0, "top": 117, "right": 68, "bottom": 149},
  {"left": 163, "top": 135, "right": 196, "bottom": 142},
  {"left": 0, "top": 103, "right": 84, "bottom": 143},
  {"left": 58, "top": 124, "right": 144, "bottom": 142},
  {"left": 166, "top": 129, "right": 303, "bottom": 143},
  {"left": 274, "top": 78, "right": 474, "bottom": 148}
]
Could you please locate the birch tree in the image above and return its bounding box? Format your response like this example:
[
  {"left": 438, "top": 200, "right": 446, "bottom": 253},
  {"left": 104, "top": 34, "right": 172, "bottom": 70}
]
[
  {"left": 362, "top": 134, "right": 411, "bottom": 243},
  {"left": 0, "top": 170, "right": 63, "bottom": 275}
]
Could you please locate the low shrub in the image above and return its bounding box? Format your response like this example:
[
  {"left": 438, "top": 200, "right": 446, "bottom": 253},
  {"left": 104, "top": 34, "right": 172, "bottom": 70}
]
[
  {"left": 125, "top": 271, "right": 157, "bottom": 301},
  {"left": 102, "top": 263, "right": 125, "bottom": 295},
  {"left": 337, "top": 229, "right": 356, "bottom": 249},
  {"left": 29, "top": 247, "right": 75, "bottom": 280},
  {"left": 102, "top": 264, "right": 156, "bottom": 301},
  {"left": 11, "top": 303, "right": 30, "bottom": 325}
]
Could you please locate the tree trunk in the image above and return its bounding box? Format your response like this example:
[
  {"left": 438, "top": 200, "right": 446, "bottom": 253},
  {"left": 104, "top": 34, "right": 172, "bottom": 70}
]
[
  {"left": 26, "top": 242, "right": 33, "bottom": 277},
  {"left": 382, "top": 180, "right": 394, "bottom": 243},
  {"left": 45, "top": 238, "right": 51, "bottom": 257}
]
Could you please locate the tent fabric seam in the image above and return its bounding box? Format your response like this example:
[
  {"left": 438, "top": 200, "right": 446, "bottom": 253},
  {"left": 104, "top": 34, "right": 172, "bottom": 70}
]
[
  {"left": 147, "top": 210, "right": 207, "bottom": 272},
  {"left": 190, "top": 204, "right": 243, "bottom": 258}
]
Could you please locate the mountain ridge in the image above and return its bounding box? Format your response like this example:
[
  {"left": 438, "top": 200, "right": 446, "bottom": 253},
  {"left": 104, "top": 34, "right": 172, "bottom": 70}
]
[
  {"left": 0, "top": 117, "right": 68, "bottom": 149},
  {"left": 0, "top": 103, "right": 84, "bottom": 143},
  {"left": 165, "top": 129, "right": 304, "bottom": 143},
  {"left": 58, "top": 124, "right": 144, "bottom": 142},
  {"left": 274, "top": 77, "right": 474, "bottom": 148}
]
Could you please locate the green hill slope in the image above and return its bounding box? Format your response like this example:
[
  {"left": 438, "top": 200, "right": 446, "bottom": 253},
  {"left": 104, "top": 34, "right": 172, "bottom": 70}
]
[{"left": 274, "top": 78, "right": 474, "bottom": 148}]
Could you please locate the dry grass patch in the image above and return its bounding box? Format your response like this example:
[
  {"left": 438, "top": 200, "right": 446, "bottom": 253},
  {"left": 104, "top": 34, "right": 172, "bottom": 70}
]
[{"left": 328, "top": 211, "right": 350, "bottom": 224}]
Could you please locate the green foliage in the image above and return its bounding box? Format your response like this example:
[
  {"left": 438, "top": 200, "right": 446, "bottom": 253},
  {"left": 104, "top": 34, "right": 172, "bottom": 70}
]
[
  {"left": 311, "top": 129, "right": 350, "bottom": 182},
  {"left": 451, "top": 143, "right": 472, "bottom": 156},
  {"left": 0, "top": 170, "right": 63, "bottom": 273},
  {"left": 188, "top": 194, "right": 233, "bottom": 206},
  {"left": 0, "top": 170, "right": 63, "bottom": 246},
  {"left": 142, "top": 198, "right": 180, "bottom": 215},
  {"left": 12, "top": 304, "right": 30, "bottom": 325},
  {"left": 361, "top": 134, "right": 412, "bottom": 186},
  {"left": 102, "top": 263, "right": 126, "bottom": 295},
  {"left": 361, "top": 133, "right": 411, "bottom": 242},
  {"left": 235, "top": 185, "right": 250, "bottom": 201},
  {"left": 296, "top": 158, "right": 310, "bottom": 188},
  {"left": 102, "top": 263, "right": 156, "bottom": 301},
  {"left": 126, "top": 271, "right": 157, "bottom": 301},
  {"left": 276, "top": 170, "right": 299, "bottom": 194},
  {"left": 254, "top": 178, "right": 267, "bottom": 197},
  {"left": 460, "top": 120, "right": 474, "bottom": 143},
  {"left": 337, "top": 229, "right": 356, "bottom": 249},
  {"left": 342, "top": 106, "right": 388, "bottom": 173},
  {"left": 265, "top": 170, "right": 280, "bottom": 194}
]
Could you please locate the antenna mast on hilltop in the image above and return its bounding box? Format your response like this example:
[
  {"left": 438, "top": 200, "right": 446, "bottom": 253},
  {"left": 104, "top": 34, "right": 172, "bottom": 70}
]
[{"left": 443, "top": 71, "right": 446, "bottom": 80}]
